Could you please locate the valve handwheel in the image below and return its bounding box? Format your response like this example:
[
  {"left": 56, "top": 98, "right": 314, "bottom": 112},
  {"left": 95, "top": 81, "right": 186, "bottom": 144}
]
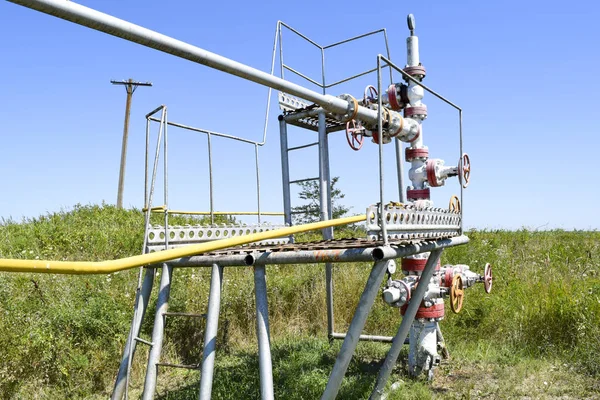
[
  {"left": 458, "top": 153, "right": 471, "bottom": 188},
  {"left": 484, "top": 263, "right": 493, "bottom": 294},
  {"left": 363, "top": 85, "right": 378, "bottom": 106},
  {"left": 346, "top": 120, "right": 364, "bottom": 151},
  {"left": 449, "top": 195, "right": 461, "bottom": 213},
  {"left": 450, "top": 275, "right": 464, "bottom": 314}
]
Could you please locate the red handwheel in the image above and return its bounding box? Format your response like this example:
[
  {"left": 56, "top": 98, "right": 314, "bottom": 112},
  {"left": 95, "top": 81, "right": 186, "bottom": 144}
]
[
  {"left": 484, "top": 263, "right": 493, "bottom": 294},
  {"left": 363, "top": 85, "right": 378, "bottom": 106},
  {"left": 459, "top": 153, "right": 471, "bottom": 188},
  {"left": 346, "top": 120, "right": 364, "bottom": 151}
]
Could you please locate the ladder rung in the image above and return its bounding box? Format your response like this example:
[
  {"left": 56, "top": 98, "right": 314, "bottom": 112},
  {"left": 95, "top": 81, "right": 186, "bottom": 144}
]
[
  {"left": 156, "top": 362, "right": 200, "bottom": 370},
  {"left": 288, "top": 142, "right": 318, "bottom": 151},
  {"left": 290, "top": 177, "right": 319, "bottom": 184},
  {"left": 134, "top": 337, "right": 154, "bottom": 346},
  {"left": 163, "top": 312, "right": 207, "bottom": 318}
]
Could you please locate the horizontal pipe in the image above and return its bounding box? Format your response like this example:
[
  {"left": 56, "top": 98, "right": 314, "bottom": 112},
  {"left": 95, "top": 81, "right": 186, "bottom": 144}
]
[
  {"left": 0, "top": 215, "right": 366, "bottom": 275},
  {"left": 8, "top": 0, "right": 384, "bottom": 125},
  {"left": 375, "top": 235, "right": 470, "bottom": 260},
  {"left": 147, "top": 117, "right": 261, "bottom": 146},
  {"left": 330, "top": 332, "right": 409, "bottom": 344},
  {"left": 144, "top": 209, "right": 284, "bottom": 216}
]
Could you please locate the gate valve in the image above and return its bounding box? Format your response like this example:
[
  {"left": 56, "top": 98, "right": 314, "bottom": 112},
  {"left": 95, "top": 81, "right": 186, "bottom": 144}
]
[
  {"left": 483, "top": 263, "right": 493, "bottom": 294},
  {"left": 458, "top": 153, "right": 471, "bottom": 188},
  {"left": 345, "top": 119, "right": 365, "bottom": 151},
  {"left": 385, "top": 83, "right": 408, "bottom": 111},
  {"left": 425, "top": 158, "right": 458, "bottom": 187},
  {"left": 450, "top": 275, "right": 464, "bottom": 314}
]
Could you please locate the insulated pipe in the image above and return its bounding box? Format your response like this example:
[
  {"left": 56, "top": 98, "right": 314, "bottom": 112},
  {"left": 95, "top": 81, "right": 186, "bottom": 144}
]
[
  {"left": 8, "top": 0, "right": 390, "bottom": 128},
  {"left": 0, "top": 215, "right": 366, "bottom": 274}
]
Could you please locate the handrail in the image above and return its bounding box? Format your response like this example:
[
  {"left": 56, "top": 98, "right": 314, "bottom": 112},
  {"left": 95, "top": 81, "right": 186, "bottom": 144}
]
[{"left": 0, "top": 215, "right": 366, "bottom": 275}]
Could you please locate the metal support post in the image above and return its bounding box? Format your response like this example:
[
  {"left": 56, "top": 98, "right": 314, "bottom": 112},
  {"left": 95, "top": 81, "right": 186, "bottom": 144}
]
[
  {"left": 254, "top": 265, "right": 274, "bottom": 400},
  {"left": 141, "top": 264, "right": 173, "bottom": 400},
  {"left": 320, "top": 260, "right": 391, "bottom": 400},
  {"left": 278, "top": 116, "right": 292, "bottom": 230},
  {"left": 369, "top": 249, "right": 443, "bottom": 400},
  {"left": 199, "top": 264, "right": 224, "bottom": 400},
  {"left": 318, "top": 111, "right": 335, "bottom": 338},
  {"left": 111, "top": 266, "right": 156, "bottom": 400}
]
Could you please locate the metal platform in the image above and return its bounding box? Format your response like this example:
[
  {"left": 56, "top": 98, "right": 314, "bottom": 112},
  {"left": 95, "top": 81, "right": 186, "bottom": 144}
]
[{"left": 279, "top": 92, "right": 347, "bottom": 133}]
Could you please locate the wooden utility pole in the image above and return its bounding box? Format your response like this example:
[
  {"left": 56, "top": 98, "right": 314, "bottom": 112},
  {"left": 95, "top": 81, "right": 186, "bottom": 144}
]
[{"left": 111, "top": 79, "right": 152, "bottom": 209}]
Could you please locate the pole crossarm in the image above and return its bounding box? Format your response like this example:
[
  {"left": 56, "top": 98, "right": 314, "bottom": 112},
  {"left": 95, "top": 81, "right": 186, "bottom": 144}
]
[{"left": 0, "top": 215, "right": 366, "bottom": 275}]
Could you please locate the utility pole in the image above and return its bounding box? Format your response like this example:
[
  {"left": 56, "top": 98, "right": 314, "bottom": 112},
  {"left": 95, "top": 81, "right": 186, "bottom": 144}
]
[{"left": 111, "top": 79, "right": 152, "bottom": 209}]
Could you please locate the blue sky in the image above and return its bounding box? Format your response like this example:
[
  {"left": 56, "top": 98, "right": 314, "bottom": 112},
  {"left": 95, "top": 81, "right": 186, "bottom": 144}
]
[{"left": 0, "top": 0, "right": 598, "bottom": 230}]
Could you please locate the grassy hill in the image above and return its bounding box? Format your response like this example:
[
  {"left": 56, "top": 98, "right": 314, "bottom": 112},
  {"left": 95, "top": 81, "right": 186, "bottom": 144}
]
[{"left": 0, "top": 204, "right": 598, "bottom": 399}]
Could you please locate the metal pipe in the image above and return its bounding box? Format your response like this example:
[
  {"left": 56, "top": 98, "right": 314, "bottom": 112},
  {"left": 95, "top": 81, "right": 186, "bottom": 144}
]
[
  {"left": 369, "top": 250, "right": 443, "bottom": 400},
  {"left": 8, "top": 0, "right": 384, "bottom": 125},
  {"left": 143, "top": 117, "right": 150, "bottom": 209},
  {"left": 323, "top": 29, "right": 386, "bottom": 49},
  {"left": 148, "top": 210, "right": 284, "bottom": 216},
  {"left": 112, "top": 267, "right": 156, "bottom": 400},
  {"left": 207, "top": 133, "right": 214, "bottom": 225},
  {"left": 254, "top": 265, "right": 274, "bottom": 400},
  {"left": 394, "top": 138, "right": 406, "bottom": 203},
  {"left": 0, "top": 215, "right": 367, "bottom": 274},
  {"left": 167, "top": 237, "right": 469, "bottom": 268},
  {"left": 282, "top": 108, "right": 322, "bottom": 122},
  {"left": 287, "top": 142, "right": 319, "bottom": 152},
  {"left": 283, "top": 64, "right": 323, "bottom": 87},
  {"left": 279, "top": 117, "right": 292, "bottom": 232},
  {"left": 330, "top": 333, "right": 407, "bottom": 344},
  {"left": 148, "top": 117, "right": 260, "bottom": 146},
  {"left": 255, "top": 144, "right": 261, "bottom": 224},
  {"left": 320, "top": 260, "right": 391, "bottom": 400},
  {"left": 199, "top": 264, "right": 224, "bottom": 400},
  {"left": 376, "top": 57, "right": 388, "bottom": 245},
  {"left": 141, "top": 263, "right": 173, "bottom": 400},
  {"left": 279, "top": 21, "right": 322, "bottom": 49}
]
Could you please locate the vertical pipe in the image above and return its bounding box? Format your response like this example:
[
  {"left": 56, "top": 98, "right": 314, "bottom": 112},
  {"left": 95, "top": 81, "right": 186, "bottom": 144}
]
[
  {"left": 260, "top": 21, "right": 281, "bottom": 145},
  {"left": 278, "top": 23, "right": 284, "bottom": 79},
  {"left": 459, "top": 110, "right": 463, "bottom": 234},
  {"left": 255, "top": 144, "right": 261, "bottom": 224},
  {"left": 382, "top": 29, "right": 394, "bottom": 85},
  {"left": 376, "top": 57, "right": 388, "bottom": 245},
  {"left": 320, "top": 47, "right": 326, "bottom": 94},
  {"left": 117, "top": 79, "right": 133, "bottom": 209},
  {"left": 144, "top": 117, "right": 150, "bottom": 208},
  {"left": 112, "top": 267, "right": 156, "bottom": 400},
  {"left": 318, "top": 111, "right": 335, "bottom": 338},
  {"left": 163, "top": 108, "right": 169, "bottom": 242},
  {"left": 141, "top": 264, "right": 173, "bottom": 400},
  {"left": 199, "top": 264, "right": 224, "bottom": 400},
  {"left": 320, "top": 260, "right": 391, "bottom": 400},
  {"left": 254, "top": 265, "right": 274, "bottom": 400},
  {"left": 278, "top": 117, "right": 292, "bottom": 232},
  {"left": 207, "top": 133, "right": 215, "bottom": 225},
  {"left": 369, "top": 250, "right": 443, "bottom": 400},
  {"left": 394, "top": 138, "right": 406, "bottom": 203}
]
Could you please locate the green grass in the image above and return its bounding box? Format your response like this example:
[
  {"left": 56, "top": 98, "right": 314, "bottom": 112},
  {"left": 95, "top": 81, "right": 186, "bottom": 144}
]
[{"left": 0, "top": 204, "right": 599, "bottom": 399}]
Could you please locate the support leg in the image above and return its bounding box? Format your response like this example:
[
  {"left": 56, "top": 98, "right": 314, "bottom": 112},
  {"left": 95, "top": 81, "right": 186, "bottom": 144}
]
[
  {"left": 112, "top": 267, "right": 156, "bottom": 400},
  {"left": 142, "top": 264, "right": 173, "bottom": 400},
  {"left": 254, "top": 265, "right": 274, "bottom": 400},
  {"left": 325, "top": 262, "right": 334, "bottom": 339},
  {"left": 369, "top": 250, "right": 443, "bottom": 400},
  {"left": 320, "top": 260, "right": 391, "bottom": 400},
  {"left": 199, "top": 264, "right": 224, "bottom": 400}
]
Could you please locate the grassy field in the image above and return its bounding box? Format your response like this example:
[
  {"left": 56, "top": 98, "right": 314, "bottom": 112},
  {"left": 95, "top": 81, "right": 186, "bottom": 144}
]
[{"left": 0, "top": 204, "right": 599, "bottom": 399}]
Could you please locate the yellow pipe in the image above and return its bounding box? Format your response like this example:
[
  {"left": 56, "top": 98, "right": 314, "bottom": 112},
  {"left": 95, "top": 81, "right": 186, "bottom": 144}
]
[{"left": 0, "top": 214, "right": 366, "bottom": 275}]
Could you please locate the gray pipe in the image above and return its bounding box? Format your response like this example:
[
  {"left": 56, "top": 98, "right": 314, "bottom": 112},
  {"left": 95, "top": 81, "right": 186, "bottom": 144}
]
[
  {"left": 254, "top": 265, "right": 274, "bottom": 400},
  {"left": 8, "top": 0, "right": 383, "bottom": 125},
  {"left": 199, "top": 264, "right": 224, "bottom": 400}
]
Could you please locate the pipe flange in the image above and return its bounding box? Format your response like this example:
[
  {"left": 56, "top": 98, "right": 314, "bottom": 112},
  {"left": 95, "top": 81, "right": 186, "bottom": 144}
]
[
  {"left": 404, "top": 105, "right": 428, "bottom": 118},
  {"left": 426, "top": 159, "right": 442, "bottom": 187},
  {"left": 403, "top": 65, "right": 427, "bottom": 79},
  {"left": 407, "top": 187, "right": 430, "bottom": 200},
  {"left": 336, "top": 94, "right": 359, "bottom": 123},
  {"left": 387, "top": 84, "right": 402, "bottom": 110},
  {"left": 405, "top": 147, "right": 429, "bottom": 161},
  {"left": 401, "top": 302, "right": 445, "bottom": 319},
  {"left": 401, "top": 257, "right": 441, "bottom": 273}
]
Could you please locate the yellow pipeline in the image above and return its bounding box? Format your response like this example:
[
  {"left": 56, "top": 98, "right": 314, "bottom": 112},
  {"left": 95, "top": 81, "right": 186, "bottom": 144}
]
[{"left": 0, "top": 215, "right": 366, "bottom": 275}]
